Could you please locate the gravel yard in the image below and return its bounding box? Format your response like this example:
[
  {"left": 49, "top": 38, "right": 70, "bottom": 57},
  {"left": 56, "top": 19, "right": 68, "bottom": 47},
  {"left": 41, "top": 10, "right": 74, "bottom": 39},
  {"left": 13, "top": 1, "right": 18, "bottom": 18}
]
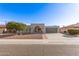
[{"left": 0, "top": 34, "right": 47, "bottom": 39}]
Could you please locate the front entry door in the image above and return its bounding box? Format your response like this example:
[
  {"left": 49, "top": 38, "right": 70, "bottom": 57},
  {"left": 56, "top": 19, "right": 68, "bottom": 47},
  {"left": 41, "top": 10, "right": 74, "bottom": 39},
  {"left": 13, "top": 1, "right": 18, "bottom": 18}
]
[{"left": 34, "top": 26, "right": 42, "bottom": 33}]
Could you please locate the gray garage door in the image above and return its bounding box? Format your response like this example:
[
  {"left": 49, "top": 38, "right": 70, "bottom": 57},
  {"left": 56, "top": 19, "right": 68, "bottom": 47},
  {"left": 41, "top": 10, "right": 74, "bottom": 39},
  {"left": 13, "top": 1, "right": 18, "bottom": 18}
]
[{"left": 46, "top": 28, "right": 58, "bottom": 33}]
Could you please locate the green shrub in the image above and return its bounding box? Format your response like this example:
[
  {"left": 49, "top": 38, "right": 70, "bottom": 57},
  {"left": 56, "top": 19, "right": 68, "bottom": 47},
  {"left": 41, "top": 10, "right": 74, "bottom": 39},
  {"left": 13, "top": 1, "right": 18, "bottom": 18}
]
[{"left": 68, "top": 29, "right": 79, "bottom": 35}]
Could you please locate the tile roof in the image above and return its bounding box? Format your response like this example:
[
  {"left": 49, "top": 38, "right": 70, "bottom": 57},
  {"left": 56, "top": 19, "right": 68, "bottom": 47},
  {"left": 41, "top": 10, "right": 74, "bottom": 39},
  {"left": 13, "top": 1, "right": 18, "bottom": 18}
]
[
  {"left": 0, "top": 25, "right": 6, "bottom": 27},
  {"left": 66, "top": 23, "right": 79, "bottom": 28}
]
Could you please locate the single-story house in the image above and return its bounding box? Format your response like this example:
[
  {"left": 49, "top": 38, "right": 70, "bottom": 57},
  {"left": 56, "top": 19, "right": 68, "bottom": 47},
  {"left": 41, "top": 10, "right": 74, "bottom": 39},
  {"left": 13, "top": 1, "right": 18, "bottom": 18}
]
[
  {"left": 0, "top": 25, "right": 6, "bottom": 33},
  {"left": 27, "top": 24, "right": 59, "bottom": 33},
  {"left": 59, "top": 23, "right": 79, "bottom": 33}
]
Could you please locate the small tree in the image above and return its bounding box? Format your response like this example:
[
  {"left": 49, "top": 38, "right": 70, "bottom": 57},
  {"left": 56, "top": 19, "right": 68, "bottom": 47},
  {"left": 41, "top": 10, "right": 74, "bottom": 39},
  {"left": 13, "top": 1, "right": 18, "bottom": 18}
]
[
  {"left": 6, "top": 22, "right": 17, "bottom": 33},
  {"left": 16, "top": 23, "right": 27, "bottom": 31},
  {"left": 6, "top": 21, "right": 27, "bottom": 33}
]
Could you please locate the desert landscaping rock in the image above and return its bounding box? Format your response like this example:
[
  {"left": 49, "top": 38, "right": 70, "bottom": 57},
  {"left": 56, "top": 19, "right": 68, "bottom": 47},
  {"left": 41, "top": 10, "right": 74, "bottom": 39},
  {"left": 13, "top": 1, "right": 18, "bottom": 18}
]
[{"left": 0, "top": 34, "right": 48, "bottom": 39}]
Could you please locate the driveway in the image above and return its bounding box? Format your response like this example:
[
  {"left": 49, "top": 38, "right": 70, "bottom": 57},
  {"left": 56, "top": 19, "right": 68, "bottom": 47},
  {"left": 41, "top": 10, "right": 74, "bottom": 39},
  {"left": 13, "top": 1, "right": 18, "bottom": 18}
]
[
  {"left": 45, "top": 33, "right": 79, "bottom": 44},
  {"left": 46, "top": 33, "right": 79, "bottom": 40}
]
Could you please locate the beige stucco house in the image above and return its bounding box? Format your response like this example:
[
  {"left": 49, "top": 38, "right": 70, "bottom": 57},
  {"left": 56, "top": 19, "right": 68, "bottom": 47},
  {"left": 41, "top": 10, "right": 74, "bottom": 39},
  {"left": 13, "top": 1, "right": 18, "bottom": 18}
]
[
  {"left": 0, "top": 25, "right": 6, "bottom": 33},
  {"left": 24, "top": 23, "right": 59, "bottom": 33},
  {"left": 59, "top": 23, "right": 79, "bottom": 33}
]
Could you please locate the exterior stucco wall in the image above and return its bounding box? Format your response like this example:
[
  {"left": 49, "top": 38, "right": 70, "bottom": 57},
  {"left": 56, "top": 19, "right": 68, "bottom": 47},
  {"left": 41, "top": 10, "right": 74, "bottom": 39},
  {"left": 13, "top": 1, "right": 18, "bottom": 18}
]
[
  {"left": 30, "top": 24, "right": 46, "bottom": 33},
  {"left": 30, "top": 24, "right": 59, "bottom": 33},
  {"left": 0, "top": 27, "right": 6, "bottom": 34}
]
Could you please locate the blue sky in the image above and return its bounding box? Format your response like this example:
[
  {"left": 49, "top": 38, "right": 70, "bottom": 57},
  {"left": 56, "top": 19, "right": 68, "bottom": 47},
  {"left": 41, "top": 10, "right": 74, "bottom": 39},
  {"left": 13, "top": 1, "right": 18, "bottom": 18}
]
[{"left": 0, "top": 3, "right": 79, "bottom": 26}]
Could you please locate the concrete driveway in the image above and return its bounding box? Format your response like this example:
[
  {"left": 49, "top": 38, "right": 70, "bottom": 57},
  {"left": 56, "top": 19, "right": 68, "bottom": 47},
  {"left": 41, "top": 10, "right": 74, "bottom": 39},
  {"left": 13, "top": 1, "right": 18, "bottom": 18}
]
[{"left": 46, "top": 33, "right": 79, "bottom": 40}]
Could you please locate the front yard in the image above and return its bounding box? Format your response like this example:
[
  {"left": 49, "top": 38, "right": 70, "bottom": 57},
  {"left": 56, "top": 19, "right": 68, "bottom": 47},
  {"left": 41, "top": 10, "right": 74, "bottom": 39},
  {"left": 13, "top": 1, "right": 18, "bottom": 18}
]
[
  {"left": 0, "top": 33, "right": 79, "bottom": 40},
  {"left": 0, "top": 34, "right": 47, "bottom": 39}
]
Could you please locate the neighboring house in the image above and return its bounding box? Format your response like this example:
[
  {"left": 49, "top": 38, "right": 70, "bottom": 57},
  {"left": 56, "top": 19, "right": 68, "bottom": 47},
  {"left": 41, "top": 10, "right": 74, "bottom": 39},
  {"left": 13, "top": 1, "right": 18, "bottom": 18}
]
[
  {"left": 59, "top": 23, "right": 79, "bottom": 33},
  {"left": 59, "top": 27, "right": 67, "bottom": 33},
  {"left": 0, "top": 25, "right": 6, "bottom": 33}
]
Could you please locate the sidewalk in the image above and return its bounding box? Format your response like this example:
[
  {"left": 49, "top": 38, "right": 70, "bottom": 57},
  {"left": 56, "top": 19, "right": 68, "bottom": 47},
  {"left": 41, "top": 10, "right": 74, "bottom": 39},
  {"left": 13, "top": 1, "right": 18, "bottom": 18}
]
[
  {"left": 0, "top": 42, "right": 78, "bottom": 56},
  {"left": 0, "top": 39, "right": 79, "bottom": 45}
]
